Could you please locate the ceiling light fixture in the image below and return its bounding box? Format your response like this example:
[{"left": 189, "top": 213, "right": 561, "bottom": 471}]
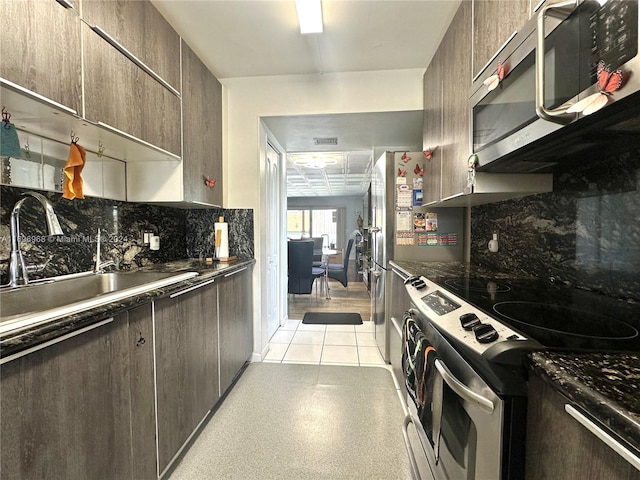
[
  {"left": 294, "top": 0, "right": 323, "bottom": 34},
  {"left": 290, "top": 152, "right": 341, "bottom": 169}
]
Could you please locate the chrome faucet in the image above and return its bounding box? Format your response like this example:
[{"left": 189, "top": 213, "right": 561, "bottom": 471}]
[
  {"left": 94, "top": 228, "right": 115, "bottom": 273},
  {"left": 8, "top": 191, "right": 64, "bottom": 287}
]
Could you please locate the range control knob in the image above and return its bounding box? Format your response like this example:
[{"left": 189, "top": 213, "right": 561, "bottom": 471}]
[
  {"left": 473, "top": 323, "right": 499, "bottom": 343},
  {"left": 460, "top": 313, "right": 481, "bottom": 330},
  {"left": 408, "top": 277, "right": 427, "bottom": 290}
]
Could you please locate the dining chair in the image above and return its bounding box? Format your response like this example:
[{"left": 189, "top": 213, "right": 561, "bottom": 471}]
[
  {"left": 311, "top": 237, "right": 324, "bottom": 267},
  {"left": 326, "top": 238, "right": 354, "bottom": 289},
  {"left": 287, "top": 240, "right": 325, "bottom": 296}
]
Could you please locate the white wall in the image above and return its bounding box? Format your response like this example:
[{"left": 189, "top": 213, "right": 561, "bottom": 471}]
[{"left": 221, "top": 68, "right": 424, "bottom": 359}]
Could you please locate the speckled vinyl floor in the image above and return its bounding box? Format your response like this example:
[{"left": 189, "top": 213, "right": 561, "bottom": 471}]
[{"left": 167, "top": 363, "right": 412, "bottom": 480}]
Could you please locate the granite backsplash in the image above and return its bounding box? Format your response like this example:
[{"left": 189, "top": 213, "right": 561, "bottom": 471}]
[
  {"left": 0, "top": 186, "right": 254, "bottom": 283},
  {"left": 471, "top": 147, "right": 640, "bottom": 302}
]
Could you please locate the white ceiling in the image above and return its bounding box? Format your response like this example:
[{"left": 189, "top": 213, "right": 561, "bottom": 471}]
[
  {"left": 263, "top": 110, "right": 424, "bottom": 196},
  {"left": 151, "top": 0, "right": 461, "bottom": 196}
]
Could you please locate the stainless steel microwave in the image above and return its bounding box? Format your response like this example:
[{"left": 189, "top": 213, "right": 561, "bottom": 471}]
[{"left": 470, "top": 0, "right": 640, "bottom": 173}]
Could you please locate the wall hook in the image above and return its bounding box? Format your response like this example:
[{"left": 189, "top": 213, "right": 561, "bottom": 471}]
[{"left": 2, "top": 106, "right": 11, "bottom": 127}]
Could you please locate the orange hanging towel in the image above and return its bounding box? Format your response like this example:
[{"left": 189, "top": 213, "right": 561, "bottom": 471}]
[{"left": 63, "top": 142, "right": 86, "bottom": 199}]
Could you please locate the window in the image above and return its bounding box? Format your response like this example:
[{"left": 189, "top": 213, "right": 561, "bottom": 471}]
[
  {"left": 286, "top": 209, "right": 311, "bottom": 238},
  {"left": 286, "top": 207, "right": 345, "bottom": 249}
]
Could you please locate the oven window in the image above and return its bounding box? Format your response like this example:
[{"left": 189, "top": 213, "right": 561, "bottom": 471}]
[{"left": 440, "top": 384, "right": 476, "bottom": 474}]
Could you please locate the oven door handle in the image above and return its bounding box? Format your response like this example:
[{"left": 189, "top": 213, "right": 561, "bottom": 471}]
[
  {"left": 434, "top": 359, "right": 495, "bottom": 413},
  {"left": 433, "top": 366, "right": 444, "bottom": 464},
  {"left": 535, "top": 0, "right": 578, "bottom": 124}
]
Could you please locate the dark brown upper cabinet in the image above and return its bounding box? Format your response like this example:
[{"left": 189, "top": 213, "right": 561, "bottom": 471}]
[
  {"left": 181, "top": 40, "right": 224, "bottom": 206},
  {"left": 472, "top": 0, "right": 531, "bottom": 79},
  {"left": 1, "top": 0, "right": 82, "bottom": 114},
  {"left": 81, "top": 0, "right": 181, "bottom": 93}
]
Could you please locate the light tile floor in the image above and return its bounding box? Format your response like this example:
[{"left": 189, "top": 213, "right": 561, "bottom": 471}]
[{"left": 263, "top": 319, "right": 386, "bottom": 366}]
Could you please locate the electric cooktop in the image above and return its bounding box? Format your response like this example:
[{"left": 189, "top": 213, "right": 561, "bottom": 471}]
[{"left": 430, "top": 276, "right": 640, "bottom": 353}]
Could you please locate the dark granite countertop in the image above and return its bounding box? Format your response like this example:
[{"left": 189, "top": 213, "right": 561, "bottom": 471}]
[
  {"left": 528, "top": 351, "right": 640, "bottom": 452},
  {"left": 0, "top": 258, "right": 255, "bottom": 361}
]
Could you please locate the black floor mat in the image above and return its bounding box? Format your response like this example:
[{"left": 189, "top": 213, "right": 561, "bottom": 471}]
[{"left": 302, "top": 312, "right": 363, "bottom": 325}]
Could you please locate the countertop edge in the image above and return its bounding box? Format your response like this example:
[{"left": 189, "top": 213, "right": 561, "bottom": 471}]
[
  {"left": 0, "top": 258, "right": 255, "bottom": 361},
  {"left": 527, "top": 351, "right": 640, "bottom": 453}
]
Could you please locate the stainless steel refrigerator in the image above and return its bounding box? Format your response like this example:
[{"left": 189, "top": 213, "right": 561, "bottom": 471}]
[{"left": 370, "top": 151, "right": 465, "bottom": 361}]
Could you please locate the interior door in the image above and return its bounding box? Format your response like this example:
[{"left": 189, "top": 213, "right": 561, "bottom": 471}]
[{"left": 266, "top": 143, "right": 281, "bottom": 339}]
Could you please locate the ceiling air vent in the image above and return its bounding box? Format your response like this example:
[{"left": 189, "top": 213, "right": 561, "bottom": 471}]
[{"left": 313, "top": 137, "right": 338, "bottom": 146}]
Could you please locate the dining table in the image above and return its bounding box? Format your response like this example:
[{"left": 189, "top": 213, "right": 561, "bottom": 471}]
[{"left": 314, "top": 247, "right": 339, "bottom": 299}]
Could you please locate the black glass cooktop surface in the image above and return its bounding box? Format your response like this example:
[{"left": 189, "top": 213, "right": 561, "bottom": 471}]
[{"left": 430, "top": 276, "right": 640, "bottom": 352}]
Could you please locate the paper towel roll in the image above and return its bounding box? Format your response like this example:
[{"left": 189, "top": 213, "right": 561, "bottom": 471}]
[{"left": 214, "top": 217, "right": 229, "bottom": 259}]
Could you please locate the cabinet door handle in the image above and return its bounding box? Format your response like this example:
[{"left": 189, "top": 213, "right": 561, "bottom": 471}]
[
  {"left": 0, "top": 318, "right": 113, "bottom": 365},
  {"left": 391, "top": 266, "right": 410, "bottom": 281},
  {"left": 565, "top": 404, "right": 640, "bottom": 471},
  {"left": 89, "top": 25, "right": 181, "bottom": 97},
  {"left": 55, "top": 0, "right": 75, "bottom": 9},
  {"left": 0, "top": 77, "right": 78, "bottom": 116},
  {"left": 170, "top": 278, "right": 216, "bottom": 298},
  {"left": 96, "top": 121, "right": 181, "bottom": 160},
  {"left": 224, "top": 266, "right": 248, "bottom": 278},
  {"left": 472, "top": 30, "right": 517, "bottom": 83}
]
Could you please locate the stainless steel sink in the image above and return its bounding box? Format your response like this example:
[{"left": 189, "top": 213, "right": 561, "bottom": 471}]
[{"left": 0, "top": 271, "right": 198, "bottom": 335}]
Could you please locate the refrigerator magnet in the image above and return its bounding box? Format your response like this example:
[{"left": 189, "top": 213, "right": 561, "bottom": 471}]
[
  {"left": 396, "top": 232, "right": 415, "bottom": 245},
  {"left": 396, "top": 184, "right": 413, "bottom": 208},
  {"left": 396, "top": 211, "right": 413, "bottom": 231},
  {"left": 413, "top": 212, "right": 426, "bottom": 232},
  {"left": 413, "top": 189, "right": 423, "bottom": 206},
  {"left": 426, "top": 213, "right": 438, "bottom": 231}
]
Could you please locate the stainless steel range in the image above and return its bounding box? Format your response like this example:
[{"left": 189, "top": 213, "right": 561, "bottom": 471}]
[{"left": 400, "top": 274, "right": 639, "bottom": 480}]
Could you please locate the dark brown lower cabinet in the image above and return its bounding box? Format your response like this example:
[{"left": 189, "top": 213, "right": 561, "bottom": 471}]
[
  {"left": 218, "top": 266, "right": 253, "bottom": 393},
  {"left": 128, "top": 304, "right": 158, "bottom": 480},
  {"left": 0, "top": 313, "right": 137, "bottom": 480},
  {"left": 154, "top": 281, "right": 219, "bottom": 475},
  {"left": 526, "top": 374, "right": 640, "bottom": 480},
  {"left": 1, "top": 269, "right": 253, "bottom": 480}
]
